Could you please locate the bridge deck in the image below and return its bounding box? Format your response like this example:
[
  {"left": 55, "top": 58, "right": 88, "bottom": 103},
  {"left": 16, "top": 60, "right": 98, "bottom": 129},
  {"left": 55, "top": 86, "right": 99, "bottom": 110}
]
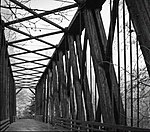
[{"left": 6, "top": 119, "right": 69, "bottom": 131}]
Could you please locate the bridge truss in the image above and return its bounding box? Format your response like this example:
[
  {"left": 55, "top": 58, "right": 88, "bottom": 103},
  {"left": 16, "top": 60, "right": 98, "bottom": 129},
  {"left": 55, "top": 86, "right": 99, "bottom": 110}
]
[{"left": 1, "top": 0, "right": 150, "bottom": 131}]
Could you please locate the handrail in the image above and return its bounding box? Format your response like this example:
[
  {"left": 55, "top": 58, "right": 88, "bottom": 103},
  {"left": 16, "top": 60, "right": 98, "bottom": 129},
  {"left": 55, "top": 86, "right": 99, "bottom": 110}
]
[
  {"left": 55, "top": 117, "right": 150, "bottom": 132},
  {"left": 55, "top": 117, "right": 105, "bottom": 131},
  {"left": 55, "top": 119, "right": 105, "bottom": 131},
  {"left": 0, "top": 118, "right": 10, "bottom": 131}
]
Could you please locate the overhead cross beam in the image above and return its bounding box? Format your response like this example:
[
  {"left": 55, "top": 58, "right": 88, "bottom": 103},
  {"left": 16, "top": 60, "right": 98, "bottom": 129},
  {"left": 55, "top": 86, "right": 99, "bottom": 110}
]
[
  {"left": 14, "top": 74, "right": 39, "bottom": 79},
  {"left": 10, "top": 56, "right": 46, "bottom": 73},
  {"left": 9, "top": 44, "right": 51, "bottom": 59},
  {"left": 16, "top": 83, "right": 36, "bottom": 87},
  {"left": 16, "top": 81, "right": 37, "bottom": 84},
  {"left": 15, "top": 78, "right": 39, "bottom": 82},
  {"left": 13, "top": 71, "right": 41, "bottom": 78},
  {"left": 4, "top": 3, "right": 78, "bottom": 27},
  {"left": 16, "top": 86, "right": 35, "bottom": 89},
  {"left": 14, "top": 74, "right": 41, "bottom": 78},
  {"left": 13, "top": 70, "right": 42, "bottom": 75},
  {"left": 16, "top": 84, "right": 36, "bottom": 87},
  {"left": 14, "top": 75, "right": 40, "bottom": 81},
  {"left": 6, "top": 26, "right": 56, "bottom": 48},
  {"left": 11, "top": 56, "right": 47, "bottom": 67},
  {"left": 29, "top": 88, "right": 35, "bottom": 95},
  {"left": 15, "top": 77, "right": 39, "bottom": 81},
  {"left": 16, "top": 83, "right": 37, "bottom": 86},
  {"left": 9, "top": 45, "right": 52, "bottom": 60},
  {"left": 16, "top": 88, "right": 23, "bottom": 95},
  {"left": 12, "top": 65, "right": 45, "bottom": 73},
  {"left": 9, "top": 0, "right": 66, "bottom": 31},
  {"left": 11, "top": 57, "right": 49, "bottom": 66},
  {"left": 8, "top": 30, "right": 63, "bottom": 45},
  {"left": 12, "top": 60, "right": 46, "bottom": 67}
]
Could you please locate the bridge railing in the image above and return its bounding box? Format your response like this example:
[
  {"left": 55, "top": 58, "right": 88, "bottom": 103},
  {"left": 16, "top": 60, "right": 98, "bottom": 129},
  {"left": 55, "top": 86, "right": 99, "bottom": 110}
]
[
  {"left": 0, "top": 118, "right": 10, "bottom": 131},
  {"left": 55, "top": 117, "right": 150, "bottom": 132},
  {"left": 0, "top": 116, "right": 16, "bottom": 131}
]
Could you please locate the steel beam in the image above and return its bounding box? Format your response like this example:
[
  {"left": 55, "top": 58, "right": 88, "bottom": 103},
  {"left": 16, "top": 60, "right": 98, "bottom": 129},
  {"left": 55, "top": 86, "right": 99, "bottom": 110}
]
[
  {"left": 9, "top": 0, "right": 65, "bottom": 31},
  {"left": 8, "top": 31, "right": 63, "bottom": 45},
  {"left": 9, "top": 46, "right": 53, "bottom": 59},
  {"left": 5, "top": 3, "right": 78, "bottom": 27},
  {"left": 11, "top": 57, "right": 49, "bottom": 66},
  {"left": 9, "top": 44, "right": 51, "bottom": 59},
  {"left": 29, "top": 88, "right": 35, "bottom": 95},
  {"left": 16, "top": 88, "right": 23, "bottom": 95},
  {"left": 6, "top": 26, "right": 56, "bottom": 47}
]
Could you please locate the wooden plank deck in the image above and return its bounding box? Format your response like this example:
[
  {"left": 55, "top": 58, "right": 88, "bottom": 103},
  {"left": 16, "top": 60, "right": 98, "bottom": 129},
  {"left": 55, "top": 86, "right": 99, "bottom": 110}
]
[{"left": 6, "top": 119, "right": 69, "bottom": 131}]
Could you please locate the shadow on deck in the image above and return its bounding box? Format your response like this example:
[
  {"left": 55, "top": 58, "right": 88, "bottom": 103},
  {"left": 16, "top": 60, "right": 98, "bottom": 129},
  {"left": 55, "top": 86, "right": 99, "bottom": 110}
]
[{"left": 6, "top": 119, "right": 69, "bottom": 131}]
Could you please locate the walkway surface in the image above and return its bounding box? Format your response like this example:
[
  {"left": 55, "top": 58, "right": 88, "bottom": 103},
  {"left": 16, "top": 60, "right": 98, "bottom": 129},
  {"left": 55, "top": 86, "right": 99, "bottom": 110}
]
[{"left": 6, "top": 119, "right": 69, "bottom": 131}]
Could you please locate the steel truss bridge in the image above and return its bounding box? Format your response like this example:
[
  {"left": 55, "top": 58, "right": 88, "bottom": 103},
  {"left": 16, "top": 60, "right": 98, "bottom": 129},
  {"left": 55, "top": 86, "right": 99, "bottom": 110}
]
[{"left": 0, "top": 0, "right": 150, "bottom": 131}]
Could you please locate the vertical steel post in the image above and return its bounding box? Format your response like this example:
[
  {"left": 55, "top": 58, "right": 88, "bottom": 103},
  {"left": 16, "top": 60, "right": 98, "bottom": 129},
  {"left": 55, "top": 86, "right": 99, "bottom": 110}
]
[
  {"left": 136, "top": 37, "right": 139, "bottom": 127},
  {"left": 117, "top": 1, "right": 121, "bottom": 123},
  {"left": 129, "top": 14, "right": 133, "bottom": 126},
  {"left": 123, "top": 0, "right": 127, "bottom": 123}
]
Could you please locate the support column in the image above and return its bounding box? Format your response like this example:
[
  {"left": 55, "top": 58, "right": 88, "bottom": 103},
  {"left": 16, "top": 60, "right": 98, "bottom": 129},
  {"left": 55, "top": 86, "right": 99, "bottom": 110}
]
[
  {"left": 83, "top": 8, "right": 115, "bottom": 124},
  {"left": 51, "top": 61, "right": 59, "bottom": 122},
  {"left": 68, "top": 34, "right": 85, "bottom": 121},
  {"left": 125, "top": 0, "right": 150, "bottom": 76},
  {"left": 42, "top": 76, "right": 46, "bottom": 122},
  {"left": 65, "top": 50, "right": 76, "bottom": 119},
  {"left": 0, "top": 20, "right": 8, "bottom": 121},
  {"left": 46, "top": 72, "right": 50, "bottom": 123},
  {"left": 75, "top": 34, "right": 94, "bottom": 121},
  {"left": 35, "top": 80, "right": 43, "bottom": 121},
  {"left": 94, "top": 8, "right": 125, "bottom": 125},
  {"left": 57, "top": 51, "right": 69, "bottom": 118}
]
